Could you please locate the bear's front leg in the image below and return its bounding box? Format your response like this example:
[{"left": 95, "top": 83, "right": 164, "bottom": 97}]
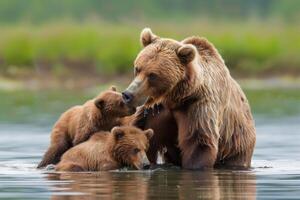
[
  {"left": 178, "top": 127, "right": 219, "bottom": 169},
  {"left": 56, "top": 162, "right": 84, "bottom": 172},
  {"left": 174, "top": 108, "right": 219, "bottom": 170},
  {"left": 180, "top": 142, "right": 218, "bottom": 169}
]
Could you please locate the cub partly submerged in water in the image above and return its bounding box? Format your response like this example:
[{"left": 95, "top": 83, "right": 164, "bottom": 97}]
[{"left": 56, "top": 126, "right": 153, "bottom": 171}]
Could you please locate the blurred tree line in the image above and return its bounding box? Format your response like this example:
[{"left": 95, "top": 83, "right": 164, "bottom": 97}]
[{"left": 0, "top": 0, "right": 299, "bottom": 23}]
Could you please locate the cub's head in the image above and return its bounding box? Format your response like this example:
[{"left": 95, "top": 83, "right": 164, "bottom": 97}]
[
  {"left": 111, "top": 126, "right": 153, "bottom": 170},
  {"left": 122, "top": 28, "right": 198, "bottom": 107},
  {"left": 94, "top": 86, "right": 136, "bottom": 117}
]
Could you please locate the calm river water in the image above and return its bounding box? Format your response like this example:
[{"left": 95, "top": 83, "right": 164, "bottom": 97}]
[{"left": 0, "top": 88, "right": 299, "bottom": 199}]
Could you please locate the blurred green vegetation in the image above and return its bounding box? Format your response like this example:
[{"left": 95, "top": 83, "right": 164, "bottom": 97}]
[
  {"left": 0, "top": 23, "right": 141, "bottom": 76},
  {"left": 0, "top": 0, "right": 299, "bottom": 77},
  {"left": 0, "top": 0, "right": 299, "bottom": 23},
  {"left": 0, "top": 21, "right": 299, "bottom": 77}
]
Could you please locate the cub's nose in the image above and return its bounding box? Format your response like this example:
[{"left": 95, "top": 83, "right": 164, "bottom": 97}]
[
  {"left": 122, "top": 91, "right": 134, "bottom": 104},
  {"left": 142, "top": 154, "right": 150, "bottom": 168}
]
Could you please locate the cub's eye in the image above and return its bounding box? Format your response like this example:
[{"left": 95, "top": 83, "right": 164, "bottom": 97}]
[
  {"left": 148, "top": 73, "right": 157, "bottom": 81},
  {"left": 133, "top": 148, "right": 140, "bottom": 154}
]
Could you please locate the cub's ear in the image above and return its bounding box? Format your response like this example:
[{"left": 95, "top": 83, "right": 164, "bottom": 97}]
[
  {"left": 110, "top": 85, "right": 117, "bottom": 92},
  {"left": 176, "top": 44, "right": 196, "bottom": 64},
  {"left": 140, "top": 28, "right": 159, "bottom": 47},
  {"left": 94, "top": 99, "right": 105, "bottom": 109},
  {"left": 144, "top": 129, "right": 154, "bottom": 139},
  {"left": 112, "top": 127, "right": 125, "bottom": 140}
]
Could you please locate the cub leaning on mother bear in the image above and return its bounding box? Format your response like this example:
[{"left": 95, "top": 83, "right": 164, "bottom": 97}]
[
  {"left": 56, "top": 126, "right": 153, "bottom": 171},
  {"left": 38, "top": 86, "right": 136, "bottom": 168},
  {"left": 122, "top": 28, "right": 256, "bottom": 170}
]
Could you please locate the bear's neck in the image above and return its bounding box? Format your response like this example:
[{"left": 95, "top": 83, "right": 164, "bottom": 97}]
[{"left": 165, "top": 61, "right": 208, "bottom": 109}]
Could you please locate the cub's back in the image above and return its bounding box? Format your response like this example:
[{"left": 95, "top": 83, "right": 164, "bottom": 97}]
[{"left": 59, "top": 132, "right": 109, "bottom": 164}]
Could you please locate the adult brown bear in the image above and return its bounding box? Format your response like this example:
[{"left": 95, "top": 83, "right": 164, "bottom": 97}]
[{"left": 122, "top": 28, "right": 256, "bottom": 169}]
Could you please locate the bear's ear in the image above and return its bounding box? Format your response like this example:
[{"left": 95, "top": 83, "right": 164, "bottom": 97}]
[
  {"left": 140, "top": 28, "right": 158, "bottom": 47},
  {"left": 144, "top": 129, "right": 154, "bottom": 140},
  {"left": 176, "top": 44, "right": 196, "bottom": 64},
  {"left": 94, "top": 99, "right": 105, "bottom": 110},
  {"left": 112, "top": 127, "right": 125, "bottom": 140},
  {"left": 110, "top": 85, "right": 117, "bottom": 92}
]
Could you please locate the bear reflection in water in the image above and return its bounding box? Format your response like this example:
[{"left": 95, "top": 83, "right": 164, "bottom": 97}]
[{"left": 47, "top": 169, "right": 256, "bottom": 200}]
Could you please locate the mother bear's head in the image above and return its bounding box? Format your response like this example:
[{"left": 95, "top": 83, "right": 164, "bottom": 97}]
[{"left": 122, "top": 28, "right": 199, "bottom": 107}]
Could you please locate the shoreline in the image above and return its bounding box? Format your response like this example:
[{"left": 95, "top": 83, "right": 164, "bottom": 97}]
[{"left": 1, "top": 75, "right": 300, "bottom": 91}]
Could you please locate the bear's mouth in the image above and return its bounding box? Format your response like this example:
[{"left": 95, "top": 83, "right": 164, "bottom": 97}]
[
  {"left": 122, "top": 91, "right": 149, "bottom": 108},
  {"left": 144, "top": 96, "right": 165, "bottom": 107},
  {"left": 122, "top": 76, "right": 150, "bottom": 107},
  {"left": 134, "top": 95, "right": 149, "bottom": 107}
]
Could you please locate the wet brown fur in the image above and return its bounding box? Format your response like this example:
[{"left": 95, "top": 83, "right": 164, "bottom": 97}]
[
  {"left": 38, "top": 88, "right": 135, "bottom": 168},
  {"left": 130, "top": 106, "right": 181, "bottom": 166},
  {"left": 130, "top": 29, "right": 256, "bottom": 169},
  {"left": 56, "top": 126, "right": 153, "bottom": 171}
]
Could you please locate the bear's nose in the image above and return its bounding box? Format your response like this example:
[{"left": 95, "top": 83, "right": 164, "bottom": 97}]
[{"left": 122, "top": 91, "right": 133, "bottom": 104}]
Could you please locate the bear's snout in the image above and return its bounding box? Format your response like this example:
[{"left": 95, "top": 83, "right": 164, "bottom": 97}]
[{"left": 122, "top": 91, "right": 134, "bottom": 104}]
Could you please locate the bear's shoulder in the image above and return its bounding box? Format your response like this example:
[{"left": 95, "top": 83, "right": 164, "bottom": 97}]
[{"left": 182, "top": 36, "right": 223, "bottom": 62}]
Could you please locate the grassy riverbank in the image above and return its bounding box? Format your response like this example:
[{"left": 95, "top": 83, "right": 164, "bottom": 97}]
[{"left": 0, "top": 20, "right": 299, "bottom": 78}]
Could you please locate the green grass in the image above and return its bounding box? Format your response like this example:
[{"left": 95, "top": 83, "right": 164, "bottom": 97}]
[{"left": 0, "top": 20, "right": 299, "bottom": 77}]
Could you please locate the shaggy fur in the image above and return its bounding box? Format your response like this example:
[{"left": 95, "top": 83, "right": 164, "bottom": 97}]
[
  {"left": 124, "top": 28, "right": 256, "bottom": 169},
  {"left": 56, "top": 126, "right": 153, "bottom": 171},
  {"left": 132, "top": 105, "right": 181, "bottom": 165},
  {"left": 37, "top": 87, "right": 136, "bottom": 168}
]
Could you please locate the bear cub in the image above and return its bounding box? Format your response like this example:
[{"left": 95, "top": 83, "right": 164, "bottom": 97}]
[
  {"left": 38, "top": 86, "right": 136, "bottom": 168},
  {"left": 56, "top": 126, "right": 153, "bottom": 171}
]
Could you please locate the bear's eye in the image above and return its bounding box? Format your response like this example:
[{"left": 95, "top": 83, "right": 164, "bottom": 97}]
[
  {"left": 133, "top": 148, "right": 140, "bottom": 154},
  {"left": 148, "top": 73, "right": 157, "bottom": 81},
  {"left": 134, "top": 67, "right": 141, "bottom": 76}
]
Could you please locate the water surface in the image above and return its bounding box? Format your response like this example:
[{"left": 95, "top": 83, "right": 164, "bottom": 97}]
[{"left": 0, "top": 88, "right": 299, "bottom": 199}]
